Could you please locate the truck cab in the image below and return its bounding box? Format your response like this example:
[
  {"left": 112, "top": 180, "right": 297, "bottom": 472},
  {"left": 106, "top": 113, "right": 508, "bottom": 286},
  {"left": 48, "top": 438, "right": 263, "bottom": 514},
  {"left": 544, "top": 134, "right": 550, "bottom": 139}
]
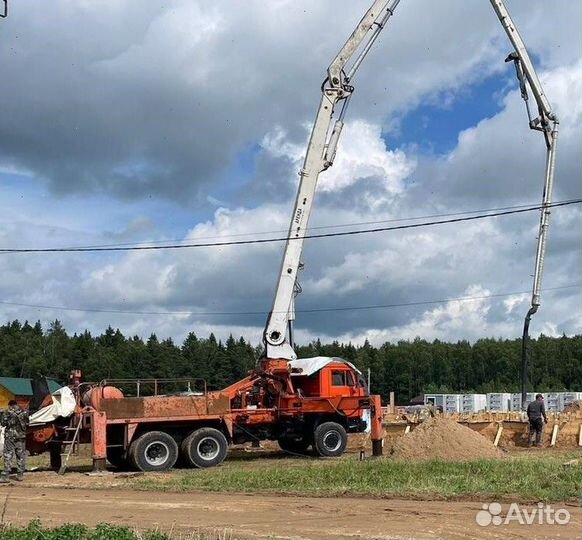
[{"left": 290, "top": 357, "right": 365, "bottom": 399}]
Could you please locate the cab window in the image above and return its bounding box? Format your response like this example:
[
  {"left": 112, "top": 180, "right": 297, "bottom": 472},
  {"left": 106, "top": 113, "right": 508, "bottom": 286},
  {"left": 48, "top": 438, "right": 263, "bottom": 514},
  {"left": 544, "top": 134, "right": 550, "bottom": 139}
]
[
  {"left": 332, "top": 370, "right": 347, "bottom": 386},
  {"left": 358, "top": 374, "right": 368, "bottom": 391}
]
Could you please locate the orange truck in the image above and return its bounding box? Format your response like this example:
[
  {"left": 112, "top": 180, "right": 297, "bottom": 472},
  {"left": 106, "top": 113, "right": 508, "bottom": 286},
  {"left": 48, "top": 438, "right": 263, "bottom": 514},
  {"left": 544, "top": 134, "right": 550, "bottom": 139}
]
[
  {"left": 29, "top": 1, "right": 401, "bottom": 474},
  {"left": 28, "top": 360, "right": 383, "bottom": 472}
]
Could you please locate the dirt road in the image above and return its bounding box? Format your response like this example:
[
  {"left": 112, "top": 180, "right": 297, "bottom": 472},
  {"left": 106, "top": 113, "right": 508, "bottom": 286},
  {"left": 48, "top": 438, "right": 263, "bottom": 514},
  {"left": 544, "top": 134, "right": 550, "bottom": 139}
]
[{"left": 1, "top": 486, "right": 579, "bottom": 540}]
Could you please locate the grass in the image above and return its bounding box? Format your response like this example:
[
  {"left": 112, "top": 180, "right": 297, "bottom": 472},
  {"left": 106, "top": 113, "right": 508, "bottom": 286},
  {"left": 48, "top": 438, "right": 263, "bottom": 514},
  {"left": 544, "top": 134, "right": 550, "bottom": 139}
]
[
  {"left": 133, "top": 452, "right": 582, "bottom": 502},
  {"left": 0, "top": 521, "right": 238, "bottom": 540}
]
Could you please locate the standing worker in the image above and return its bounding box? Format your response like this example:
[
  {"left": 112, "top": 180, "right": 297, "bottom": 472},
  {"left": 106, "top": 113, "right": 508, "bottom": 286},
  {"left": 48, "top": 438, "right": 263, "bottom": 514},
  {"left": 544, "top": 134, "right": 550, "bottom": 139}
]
[
  {"left": 526, "top": 393, "right": 548, "bottom": 447},
  {"left": 0, "top": 400, "right": 29, "bottom": 482}
]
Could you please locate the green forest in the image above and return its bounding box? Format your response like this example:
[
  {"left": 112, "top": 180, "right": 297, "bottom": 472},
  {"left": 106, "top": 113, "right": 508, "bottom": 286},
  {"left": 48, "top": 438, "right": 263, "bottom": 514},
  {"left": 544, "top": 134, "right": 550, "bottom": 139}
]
[{"left": 0, "top": 319, "right": 580, "bottom": 403}]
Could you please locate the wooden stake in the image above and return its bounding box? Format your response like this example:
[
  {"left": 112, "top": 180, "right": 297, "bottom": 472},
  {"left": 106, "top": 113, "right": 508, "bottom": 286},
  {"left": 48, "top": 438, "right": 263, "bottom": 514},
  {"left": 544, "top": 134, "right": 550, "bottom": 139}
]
[
  {"left": 404, "top": 425, "right": 410, "bottom": 434},
  {"left": 493, "top": 423, "right": 503, "bottom": 447},
  {"left": 550, "top": 424, "right": 559, "bottom": 447},
  {"left": 578, "top": 424, "right": 582, "bottom": 447}
]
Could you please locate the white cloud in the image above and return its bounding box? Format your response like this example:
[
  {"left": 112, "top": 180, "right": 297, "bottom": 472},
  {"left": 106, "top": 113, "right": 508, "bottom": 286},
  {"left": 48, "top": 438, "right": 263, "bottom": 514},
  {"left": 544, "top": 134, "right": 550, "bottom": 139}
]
[
  {"left": 1, "top": 0, "right": 579, "bottom": 199},
  {"left": 415, "top": 60, "right": 582, "bottom": 206},
  {"left": 262, "top": 121, "right": 414, "bottom": 199},
  {"left": 336, "top": 285, "right": 496, "bottom": 344},
  {"left": 0, "top": 1, "right": 578, "bottom": 348},
  {"left": 503, "top": 293, "right": 529, "bottom": 315}
]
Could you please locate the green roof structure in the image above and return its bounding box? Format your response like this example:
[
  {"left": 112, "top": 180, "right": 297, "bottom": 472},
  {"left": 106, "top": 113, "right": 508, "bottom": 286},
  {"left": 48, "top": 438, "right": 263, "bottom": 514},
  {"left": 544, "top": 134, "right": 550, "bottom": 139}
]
[{"left": 0, "top": 377, "right": 62, "bottom": 396}]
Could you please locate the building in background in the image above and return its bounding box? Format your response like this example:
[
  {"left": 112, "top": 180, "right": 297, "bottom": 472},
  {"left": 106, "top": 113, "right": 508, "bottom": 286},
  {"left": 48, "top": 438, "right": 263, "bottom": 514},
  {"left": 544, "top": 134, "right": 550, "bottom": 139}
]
[
  {"left": 0, "top": 377, "right": 62, "bottom": 409},
  {"left": 424, "top": 392, "right": 582, "bottom": 413}
]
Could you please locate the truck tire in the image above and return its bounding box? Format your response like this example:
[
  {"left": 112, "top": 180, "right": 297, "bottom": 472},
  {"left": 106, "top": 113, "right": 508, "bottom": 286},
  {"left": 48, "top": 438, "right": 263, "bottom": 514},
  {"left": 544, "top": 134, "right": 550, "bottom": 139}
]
[
  {"left": 129, "top": 431, "right": 178, "bottom": 472},
  {"left": 278, "top": 436, "right": 311, "bottom": 455},
  {"left": 181, "top": 427, "right": 228, "bottom": 468},
  {"left": 313, "top": 422, "right": 347, "bottom": 458}
]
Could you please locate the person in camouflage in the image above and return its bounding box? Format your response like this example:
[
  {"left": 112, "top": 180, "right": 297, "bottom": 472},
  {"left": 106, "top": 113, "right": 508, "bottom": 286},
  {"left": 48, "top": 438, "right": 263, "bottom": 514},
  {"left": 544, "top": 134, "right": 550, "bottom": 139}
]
[{"left": 0, "top": 400, "right": 29, "bottom": 482}]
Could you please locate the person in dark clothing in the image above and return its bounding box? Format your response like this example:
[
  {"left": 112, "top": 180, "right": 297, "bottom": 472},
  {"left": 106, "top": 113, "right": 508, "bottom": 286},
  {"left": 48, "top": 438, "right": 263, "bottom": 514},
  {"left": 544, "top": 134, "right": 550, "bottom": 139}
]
[
  {"left": 526, "top": 393, "right": 548, "bottom": 447},
  {"left": 0, "top": 400, "right": 29, "bottom": 483}
]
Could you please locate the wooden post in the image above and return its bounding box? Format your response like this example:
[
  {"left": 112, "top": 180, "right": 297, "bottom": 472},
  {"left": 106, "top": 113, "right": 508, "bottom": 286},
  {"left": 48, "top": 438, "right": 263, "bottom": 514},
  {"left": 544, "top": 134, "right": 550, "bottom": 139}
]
[
  {"left": 493, "top": 423, "right": 503, "bottom": 447},
  {"left": 578, "top": 424, "right": 582, "bottom": 447},
  {"left": 389, "top": 391, "right": 396, "bottom": 414},
  {"left": 550, "top": 424, "right": 559, "bottom": 447},
  {"left": 404, "top": 425, "right": 410, "bottom": 434}
]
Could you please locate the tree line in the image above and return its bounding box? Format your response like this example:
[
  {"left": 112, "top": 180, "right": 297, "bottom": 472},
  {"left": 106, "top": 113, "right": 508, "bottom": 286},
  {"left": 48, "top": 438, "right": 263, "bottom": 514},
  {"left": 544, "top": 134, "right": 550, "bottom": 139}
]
[{"left": 0, "top": 319, "right": 580, "bottom": 403}]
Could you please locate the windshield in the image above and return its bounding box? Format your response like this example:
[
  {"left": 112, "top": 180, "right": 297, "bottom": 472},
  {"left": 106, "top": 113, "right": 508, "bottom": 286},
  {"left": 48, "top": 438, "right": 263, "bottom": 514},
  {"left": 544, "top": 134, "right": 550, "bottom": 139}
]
[{"left": 358, "top": 374, "right": 369, "bottom": 393}]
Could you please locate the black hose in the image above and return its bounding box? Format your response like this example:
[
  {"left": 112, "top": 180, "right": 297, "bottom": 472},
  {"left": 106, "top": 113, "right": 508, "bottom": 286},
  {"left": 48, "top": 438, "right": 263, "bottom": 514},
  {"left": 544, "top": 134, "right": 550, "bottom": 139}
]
[{"left": 520, "top": 305, "right": 538, "bottom": 409}]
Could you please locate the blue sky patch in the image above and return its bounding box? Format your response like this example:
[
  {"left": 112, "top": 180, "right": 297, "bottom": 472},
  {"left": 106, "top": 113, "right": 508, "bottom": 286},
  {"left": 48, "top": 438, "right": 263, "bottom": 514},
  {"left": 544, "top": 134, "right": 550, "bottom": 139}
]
[{"left": 388, "top": 72, "right": 510, "bottom": 155}]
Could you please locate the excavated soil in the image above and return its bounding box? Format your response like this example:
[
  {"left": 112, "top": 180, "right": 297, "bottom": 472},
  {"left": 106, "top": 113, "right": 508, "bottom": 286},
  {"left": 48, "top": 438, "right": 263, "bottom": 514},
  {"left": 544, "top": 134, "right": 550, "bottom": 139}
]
[
  {"left": 564, "top": 400, "right": 582, "bottom": 413},
  {"left": 390, "top": 416, "right": 503, "bottom": 461}
]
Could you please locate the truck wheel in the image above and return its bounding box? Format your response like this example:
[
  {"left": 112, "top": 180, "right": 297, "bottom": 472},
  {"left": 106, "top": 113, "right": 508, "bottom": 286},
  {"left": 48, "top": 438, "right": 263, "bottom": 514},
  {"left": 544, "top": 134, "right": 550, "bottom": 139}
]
[
  {"left": 313, "top": 422, "right": 347, "bottom": 458},
  {"left": 278, "top": 436, "right": 311, "bottom": 455},
  {"left": 107, "top": 447, "right": 128, "bottom": 469},
  {"left": 181, "top": 427, "right": 228, "bottom": 468},
  {"left": 129, "top": 431, "right": 178, "bottom": 472}
]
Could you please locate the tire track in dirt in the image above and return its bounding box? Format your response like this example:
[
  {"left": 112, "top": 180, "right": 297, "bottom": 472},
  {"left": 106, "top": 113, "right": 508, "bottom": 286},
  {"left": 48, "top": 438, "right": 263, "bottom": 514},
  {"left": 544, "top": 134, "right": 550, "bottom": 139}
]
[{"left": 0, "top": 486, "right": 579, "bottom": 540}]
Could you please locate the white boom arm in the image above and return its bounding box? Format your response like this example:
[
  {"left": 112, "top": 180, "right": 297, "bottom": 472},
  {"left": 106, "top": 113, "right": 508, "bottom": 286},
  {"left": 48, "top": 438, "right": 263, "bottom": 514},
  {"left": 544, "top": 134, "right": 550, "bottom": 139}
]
[
  {"left": 490, "top": 0, "right": 559, "bottom": 310},
  {"left": 264, "top": 0, "right": 559, "bottom": 365},
  {"left": 490, "top": 0, "right": 559, "bottom": 406},
  {"left": 263, "top": 0, "right": 402, "bottom": 360}
]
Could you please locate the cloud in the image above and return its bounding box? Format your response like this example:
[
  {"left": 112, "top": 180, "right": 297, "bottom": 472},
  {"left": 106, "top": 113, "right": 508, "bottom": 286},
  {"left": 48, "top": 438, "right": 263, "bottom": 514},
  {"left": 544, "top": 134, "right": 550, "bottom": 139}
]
[
  {"left": 301, "top": 283, "right": 573, "bottom": 347},
  {"left": 0, "top": 0, "right": 579, "bottom": 204},
  {"left": 336, "top": 284, "right": 498, "bottom": 344},
  {"left": 0, "top": 1, "right": 579, "bottom": 348},
  {"left": 408, "top": 60, "right": 582, "bottom": 207},
  {"left": 262, "top": 121, "right": 414, "bottom": 198}
]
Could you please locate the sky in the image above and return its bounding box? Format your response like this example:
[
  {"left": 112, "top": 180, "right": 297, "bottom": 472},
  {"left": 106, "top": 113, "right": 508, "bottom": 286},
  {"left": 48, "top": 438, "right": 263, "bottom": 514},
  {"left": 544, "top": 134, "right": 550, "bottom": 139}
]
[{"left": 0, "top": 0, "right": 580, "bottom": 348}]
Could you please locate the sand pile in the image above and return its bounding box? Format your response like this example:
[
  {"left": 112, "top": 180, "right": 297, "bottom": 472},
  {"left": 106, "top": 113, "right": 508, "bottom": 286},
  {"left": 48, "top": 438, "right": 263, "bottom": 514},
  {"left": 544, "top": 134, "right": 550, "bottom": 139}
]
[
  {"left": 390, "top": 417, "right": 502, "bottom": 461},
  {"left": 564, "top": 400, "right": 582, "bottom": 413}
]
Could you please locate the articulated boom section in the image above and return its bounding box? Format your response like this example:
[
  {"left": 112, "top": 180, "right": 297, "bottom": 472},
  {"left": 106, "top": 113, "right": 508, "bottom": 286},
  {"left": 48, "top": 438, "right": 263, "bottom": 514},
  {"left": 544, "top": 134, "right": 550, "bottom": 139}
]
[{"left": 263, "top": 0, "right": 401, "bottom": 361}]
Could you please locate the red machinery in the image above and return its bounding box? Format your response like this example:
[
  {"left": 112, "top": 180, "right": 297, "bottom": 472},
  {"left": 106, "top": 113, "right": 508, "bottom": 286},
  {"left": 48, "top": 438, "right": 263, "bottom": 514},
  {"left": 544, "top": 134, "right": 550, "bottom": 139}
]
[{"left": 28, "top": 360, "right": 383, "bottom": 472}]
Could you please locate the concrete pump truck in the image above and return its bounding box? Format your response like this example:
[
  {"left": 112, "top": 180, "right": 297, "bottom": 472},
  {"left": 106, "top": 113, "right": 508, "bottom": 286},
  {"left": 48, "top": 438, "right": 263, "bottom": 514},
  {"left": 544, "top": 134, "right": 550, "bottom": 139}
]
[{"left": 26, "top": 0, "right": 557, "bottom": 472}]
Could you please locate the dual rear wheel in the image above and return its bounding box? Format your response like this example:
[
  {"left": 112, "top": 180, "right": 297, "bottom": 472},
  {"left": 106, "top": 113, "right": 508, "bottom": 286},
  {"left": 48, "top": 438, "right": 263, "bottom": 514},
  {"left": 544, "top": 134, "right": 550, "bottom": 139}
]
[
  {"left": 180, "top": 427, "right": 228, "bottom": 468},
  {"left": 129, "top": 431, "right": 178, "bottom": 472},
  {"left": 122, "top": 422, "right": 347, "bottom": 471},
  {"left": 127, "top": 427, "right": 229, "bottom": 472}
]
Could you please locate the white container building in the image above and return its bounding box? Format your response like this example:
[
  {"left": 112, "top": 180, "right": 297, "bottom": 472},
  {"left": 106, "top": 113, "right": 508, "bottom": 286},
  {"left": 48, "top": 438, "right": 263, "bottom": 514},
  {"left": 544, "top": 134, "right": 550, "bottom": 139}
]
[
  {"left": 487, "top": 393, "right": 512, "bottom": 412},
  {"left": 461, "top": 394, "right": 487, "bottom": 413},
  {"left": 424, "top": 394, "right": 461, "bottom": 413}
]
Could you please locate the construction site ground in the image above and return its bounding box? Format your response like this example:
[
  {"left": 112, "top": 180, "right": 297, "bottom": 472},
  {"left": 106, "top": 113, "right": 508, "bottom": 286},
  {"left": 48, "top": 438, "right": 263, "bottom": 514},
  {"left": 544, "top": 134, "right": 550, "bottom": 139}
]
[
  {"left": 3, "top": 484, "right": 581, "bottom": 540},
  {"left": 12, "top": 438, "right": 582, "bottom": 540}
]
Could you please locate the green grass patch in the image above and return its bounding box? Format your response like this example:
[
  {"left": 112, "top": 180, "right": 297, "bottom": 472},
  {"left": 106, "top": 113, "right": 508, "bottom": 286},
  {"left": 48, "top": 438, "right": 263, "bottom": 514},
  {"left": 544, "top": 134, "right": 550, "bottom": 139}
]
[
  {"left": 134, "top": 453, "right": 582, "bottom": 502},
  {"left": 0, "top": 521, "right": 235, "bottom": 540}
]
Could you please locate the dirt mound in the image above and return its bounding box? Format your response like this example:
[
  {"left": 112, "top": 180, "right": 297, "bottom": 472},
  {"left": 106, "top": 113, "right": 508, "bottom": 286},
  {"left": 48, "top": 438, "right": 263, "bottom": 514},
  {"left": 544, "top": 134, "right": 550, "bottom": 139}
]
[
  {"left": 563, "top": 400, "right": 582, "bottom": 413},
  {"left": 390, "top": 417, "right": 502, "bottom": 461}
]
